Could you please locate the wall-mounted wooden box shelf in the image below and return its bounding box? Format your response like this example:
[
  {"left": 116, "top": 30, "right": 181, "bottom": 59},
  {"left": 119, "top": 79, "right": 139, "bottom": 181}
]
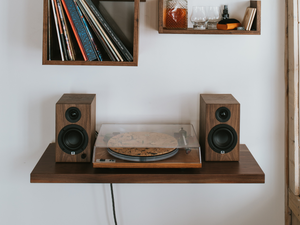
[
  {"left": 30, "top": 143, "right": 264, "bottom": 183},
  {"left": 158, "top": 0, "right": 261, "bottom": 35},
  {"left": 42, "top": 0, "right": 141, "bottom": 66}
]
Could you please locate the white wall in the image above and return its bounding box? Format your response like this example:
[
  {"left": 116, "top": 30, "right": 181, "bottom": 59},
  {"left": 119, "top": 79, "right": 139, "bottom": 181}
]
[{"left": 0, "top": 0, "right": 285, "bottom": 224}]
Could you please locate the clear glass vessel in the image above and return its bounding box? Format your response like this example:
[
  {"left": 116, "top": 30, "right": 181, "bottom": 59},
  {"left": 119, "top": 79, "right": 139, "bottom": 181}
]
[
  {"left": 165, "top": 0, "right": 188, "bottom": 29},
  {"left": 206, "top": 6, "right": 221, "bottom": 29},
  {"left": 190, "top": 6, "right": 207, "bottom": 30}
]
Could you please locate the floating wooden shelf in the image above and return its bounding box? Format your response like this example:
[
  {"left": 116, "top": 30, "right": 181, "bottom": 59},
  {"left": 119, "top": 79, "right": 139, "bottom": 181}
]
[
  {"left": 30, "top": 143, "right": 264, "bottom": 183},
  {"left": 158, "top": 0, "right": 261, "bottom": 35},
  {"left": 42, "top": 0, "right": 141, "bottom": 66}
]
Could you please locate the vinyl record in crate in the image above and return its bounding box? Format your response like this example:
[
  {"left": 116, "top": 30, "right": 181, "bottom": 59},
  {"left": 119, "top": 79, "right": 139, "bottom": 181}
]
[{"left": 107, "top": 132, "right": 179, "bottom": 162}]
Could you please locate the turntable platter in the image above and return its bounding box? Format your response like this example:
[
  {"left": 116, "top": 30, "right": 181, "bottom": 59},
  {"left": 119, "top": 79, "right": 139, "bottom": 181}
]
[{"left": 107, "top": 132, "right": 178, "bottom": 157}]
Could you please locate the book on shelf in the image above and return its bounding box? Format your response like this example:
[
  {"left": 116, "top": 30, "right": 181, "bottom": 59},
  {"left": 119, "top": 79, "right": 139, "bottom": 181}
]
[
  {"left": 51, "top": 0, "right": 67, "bottom": 60},
  {"left": 48, "top": 0, "right": 133, "bottom": 62},
  {"left": 48, "top": 0, "right": 51, "bottom": 60},
  {"left": 76, "top": 0, "right": 118, "bottom": 61},
  {"left": 74, "top": 0, "right": 103, "bottom": 61},
  {"left": 98, "top": 2, "right": 133, "bottom": 60},
  {"left": 84, "top": 0, "right": 133, "bottom": 62},
  {"left": 242, "top": 7, "right": 256, "bottom": 31},
  {"left": 49, "top": 0, "right": 63, "bottom": 61},
  {"left": 76, "top": 2, "right": 115, "bottom": 61},
  {"left": 78, "top": 0, "right": 125, "bottom": 61},
  {"left": 61, "top": 0, "right": 98, "bottom": 61},
  {"left": 57, "top": 0, "right": 76, "bottom": 60}
]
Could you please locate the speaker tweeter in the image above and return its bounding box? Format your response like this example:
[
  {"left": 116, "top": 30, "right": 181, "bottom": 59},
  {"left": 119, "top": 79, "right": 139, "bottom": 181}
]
[
  {"left": 215, "top": 107, "right": 231, "bottom": 122},
  {"left": 65, "top": 107, "right": 81, "bottom": 123}
]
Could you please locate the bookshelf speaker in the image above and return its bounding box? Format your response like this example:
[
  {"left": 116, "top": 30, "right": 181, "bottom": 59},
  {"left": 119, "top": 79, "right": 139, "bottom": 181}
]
[
  {"left": 200, "top": 94, "right": 240, "bottom": 161},
  {"left": 55, "top": 94, "right": 96, "bottom": 163}
]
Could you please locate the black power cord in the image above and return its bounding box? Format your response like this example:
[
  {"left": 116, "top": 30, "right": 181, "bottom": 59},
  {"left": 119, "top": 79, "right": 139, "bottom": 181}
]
[{"left": 110, "top": 183, "right": 118, "bottom": 225}]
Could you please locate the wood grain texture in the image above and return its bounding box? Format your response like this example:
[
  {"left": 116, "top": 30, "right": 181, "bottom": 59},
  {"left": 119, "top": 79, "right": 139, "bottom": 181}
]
[
  {"left": 250, "top": 0, "right": 261, "bottom": 34},
  {"left": 200, "top": 94, "right": 240, "bottom": 161},
  {"left": 132, "top": 0, "right": 139, "bottom": 66},
  {"left": 93, "top": 147, "right": 202, "bottom": 168},
  {"left": 158, "top": 0, "right": 261, "bottom": 35},
  {"left": 42, "top": 0, "right": 48, "bottom": 64},
  {"left": 287, "top": 0, "right": 299, "bottom": 196},
  {"left": 30, "top": 143, "right": 264, "bottom": 183},
  {"left": 42, "top": 0, "right": 141, "bottom": 66},
  {"left": 57, "top": 93, "right": 96, "bottom": 104},
  {"left": 292, "top": 213, "right": 300, "bottom": 225},
  {"left": 158, "top": 29, "right": 261, "bottom": 35},
  {"left": 285, "top": 1, "right": 291, "bottom": 224},
  {"left": 55, "top": 94, "right": 96, "bottom": 162},
  {"left": 200, "top": 94, "right": 239, "bottom": 105},
  {"left": 289, "top": 189, "right": 300, "bottom": 222},
  {"left": 157, "top": 0, "right": 164, "bottom": 33}
]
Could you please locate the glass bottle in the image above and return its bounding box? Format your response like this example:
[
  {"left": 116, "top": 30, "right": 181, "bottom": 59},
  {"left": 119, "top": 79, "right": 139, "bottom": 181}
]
[{"left": 165, "top": 0, "right": 188, "bottom": 29}]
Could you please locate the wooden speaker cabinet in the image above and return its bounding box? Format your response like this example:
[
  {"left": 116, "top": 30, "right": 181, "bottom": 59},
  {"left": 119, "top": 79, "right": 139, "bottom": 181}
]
[
  {"left": 200, "top": 94, "right": 240, "bottom": 161},
  {"left": 55, "top": 94, "right": 96, "bottom": 162}
]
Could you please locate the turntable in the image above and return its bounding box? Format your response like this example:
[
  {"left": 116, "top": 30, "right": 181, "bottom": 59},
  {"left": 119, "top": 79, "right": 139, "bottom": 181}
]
[{"left": 92, "top": 124, "right": 202, "bottom": 168}]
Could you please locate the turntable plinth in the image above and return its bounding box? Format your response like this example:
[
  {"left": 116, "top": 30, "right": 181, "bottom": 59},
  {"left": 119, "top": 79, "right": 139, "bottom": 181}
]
[
  {"left": 93, "top": 124, "right": 202, "bottom": 168},
  {"left": 93, "top": 147, "right": 202, "bottom": 168}
]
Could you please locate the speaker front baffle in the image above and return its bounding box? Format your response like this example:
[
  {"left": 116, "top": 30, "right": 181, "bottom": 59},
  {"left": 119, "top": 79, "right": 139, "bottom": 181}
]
[
  {"left": 200, "top": 94, "right": 240, "bottom": 161},
  {"left": 55, "top": 94, "right": 96, "bottom": 163}
]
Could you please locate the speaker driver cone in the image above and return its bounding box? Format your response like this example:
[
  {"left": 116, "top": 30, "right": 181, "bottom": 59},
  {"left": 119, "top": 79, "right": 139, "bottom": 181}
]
[
  {"left": 58, "top": 124, "right": 88, "bottom": 155},
  {"left": 215, "top": 107, "right": 231, "bottom": 122},
  {"left": 65, "top": 107, "right": 81, "bottom": 123},
  {"left": 208, "top": 124, "right": 237, "bottom": 154}
]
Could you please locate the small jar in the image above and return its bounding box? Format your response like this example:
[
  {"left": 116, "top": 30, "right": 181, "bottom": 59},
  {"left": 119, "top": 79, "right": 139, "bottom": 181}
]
[{"left": 165, "top": 0, "right": 188, "bottom": 29}]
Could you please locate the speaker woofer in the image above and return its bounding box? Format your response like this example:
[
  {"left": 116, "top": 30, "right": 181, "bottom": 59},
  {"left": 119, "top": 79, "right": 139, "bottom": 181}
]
[
  {"left": 208, "top": 124, "right": 237, "bottom": 154},
  {"left": 58, "top": 124, "right": 88, "bottom": 155},
  {"left": 65, "top": 107, "right": 81, "bottom": 123}
]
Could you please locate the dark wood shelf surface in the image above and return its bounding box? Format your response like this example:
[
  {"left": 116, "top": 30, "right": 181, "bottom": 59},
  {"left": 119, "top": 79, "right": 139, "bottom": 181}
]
[
  {"left": 159, "top": 29, "right": 260, "bottom": 35},
  {"left": 30, "top": 143, "right": 264, "bottom": 183},
  {"left": 43, "top": 60, "right": 138, "bottom": 66}
]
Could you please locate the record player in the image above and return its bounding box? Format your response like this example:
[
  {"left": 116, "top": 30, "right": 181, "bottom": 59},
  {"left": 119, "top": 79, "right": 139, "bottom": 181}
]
[{"left": 92, "top": 124, "right": 202, "bottom": 168}]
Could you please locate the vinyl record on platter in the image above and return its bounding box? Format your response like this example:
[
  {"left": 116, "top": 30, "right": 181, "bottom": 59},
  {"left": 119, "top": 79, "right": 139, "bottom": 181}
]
[
  {"left": 106, "top": 131, "right": 179, "bottom": 162},
  {"left": 107, "top": 148, "right": 179, "bottom": 162}
]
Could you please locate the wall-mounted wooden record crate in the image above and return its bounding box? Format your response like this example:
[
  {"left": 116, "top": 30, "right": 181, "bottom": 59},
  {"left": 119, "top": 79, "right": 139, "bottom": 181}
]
[
  {"left": 158, "top": 0, "right": 261, "bottom": 35},
  {"left": 42, "top": 0, "right": 142, "bottom": 66}
]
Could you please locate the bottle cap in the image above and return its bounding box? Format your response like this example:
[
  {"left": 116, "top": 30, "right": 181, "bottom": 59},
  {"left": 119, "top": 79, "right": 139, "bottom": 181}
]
[{"left": 222, "top": 5, "right": 229, "bottom": 19}]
